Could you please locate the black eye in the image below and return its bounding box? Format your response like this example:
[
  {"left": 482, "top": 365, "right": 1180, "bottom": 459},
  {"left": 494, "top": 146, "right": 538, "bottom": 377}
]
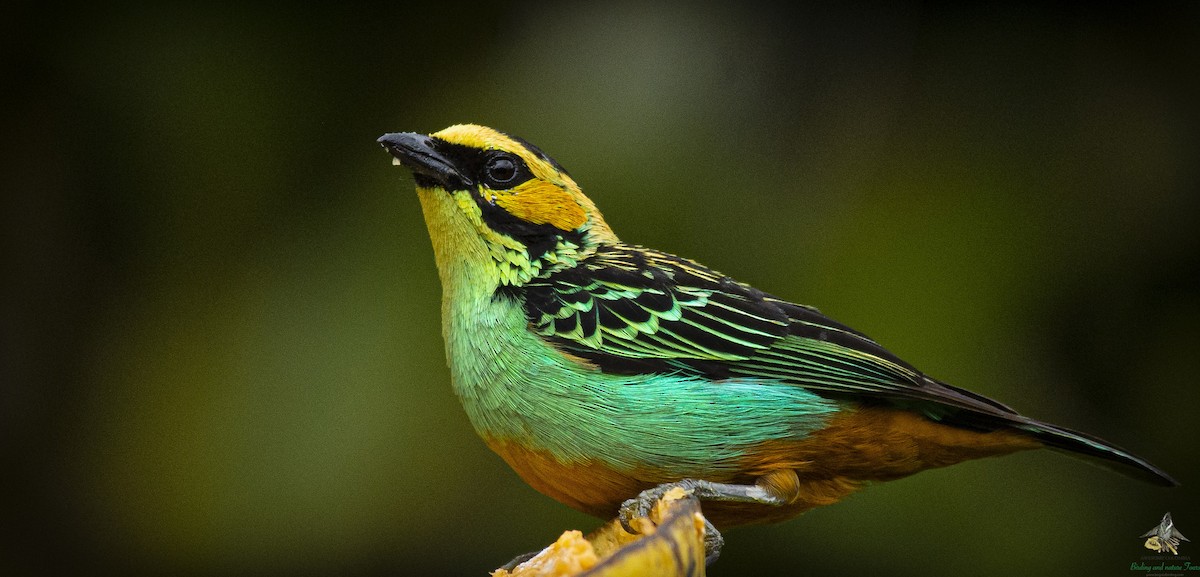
[{"left": 484, "top": 154, "right": 519, "bottom": 187}]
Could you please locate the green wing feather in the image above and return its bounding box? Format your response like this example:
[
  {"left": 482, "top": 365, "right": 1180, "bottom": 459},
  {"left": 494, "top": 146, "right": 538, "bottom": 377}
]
[
  {"left": 520, "top": 244, "right": 941, "bottom": 405},
  {"left": 513, "top": 243, "right": 1177, "bottom": 487}
]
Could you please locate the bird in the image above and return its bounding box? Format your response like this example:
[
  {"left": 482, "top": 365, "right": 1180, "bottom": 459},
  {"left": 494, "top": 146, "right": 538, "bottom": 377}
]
[{"left": 377, "top": 123, "right": 1177, "bottom": 561}]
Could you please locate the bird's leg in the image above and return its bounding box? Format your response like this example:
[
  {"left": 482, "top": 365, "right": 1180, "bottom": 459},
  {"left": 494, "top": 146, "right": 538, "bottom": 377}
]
[{"left": 619, "top": 470, "right": 799, "bottom": 565}]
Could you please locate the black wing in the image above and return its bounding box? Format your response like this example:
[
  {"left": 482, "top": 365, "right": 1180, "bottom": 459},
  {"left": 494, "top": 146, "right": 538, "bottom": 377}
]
[{"left": 518, "top": 244, "right": 1018, "bottom": 417}]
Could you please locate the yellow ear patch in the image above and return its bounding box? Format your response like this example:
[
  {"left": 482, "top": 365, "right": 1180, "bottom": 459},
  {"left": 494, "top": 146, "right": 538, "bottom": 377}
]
[{"left": 495, "top": 180, "right": 588, "bottom": 232}]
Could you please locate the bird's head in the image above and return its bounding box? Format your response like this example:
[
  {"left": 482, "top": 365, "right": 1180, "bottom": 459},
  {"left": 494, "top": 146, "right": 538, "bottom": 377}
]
[{"left": 380, "top": 124, "right": 617, "bottom": 289}]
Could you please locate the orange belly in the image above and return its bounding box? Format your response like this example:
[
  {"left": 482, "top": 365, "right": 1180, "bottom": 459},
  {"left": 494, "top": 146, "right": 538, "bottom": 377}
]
[{"left": 485, "top": 406, "right": 1041, "bottom": 527}]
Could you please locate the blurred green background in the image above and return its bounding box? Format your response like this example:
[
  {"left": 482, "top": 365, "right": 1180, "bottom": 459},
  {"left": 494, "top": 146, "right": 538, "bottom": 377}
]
[{"left": 4, "top": 3, "right": 1198, "bottom": 576}]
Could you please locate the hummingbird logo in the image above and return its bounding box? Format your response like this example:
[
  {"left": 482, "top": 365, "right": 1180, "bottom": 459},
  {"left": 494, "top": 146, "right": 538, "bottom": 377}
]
[{"left": 1142, "top": 513, "right": 1189, "bottom": 555}]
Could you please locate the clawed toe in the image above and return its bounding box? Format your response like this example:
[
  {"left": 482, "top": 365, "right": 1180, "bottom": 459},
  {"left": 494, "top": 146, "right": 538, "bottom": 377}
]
[
  {"left": 618, "top": 481, "right": 690, "bottom": 534},
  {"left": 498, "top": 550, "right": 539, "bottom": 572},
  {"left": 701, "top": 518, "right": 724, "bottom": 565},
  {"left": 617, "top": 480, "right": 726, "bottom": 565}
]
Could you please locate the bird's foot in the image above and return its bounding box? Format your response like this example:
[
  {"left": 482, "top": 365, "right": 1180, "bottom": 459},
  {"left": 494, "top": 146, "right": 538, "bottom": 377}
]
[
  {"left": 619, "top": 478, "right": 789, "bottom": 532},
  {"left": 619, "top": 478, "right": 788, "bottom": 565}
]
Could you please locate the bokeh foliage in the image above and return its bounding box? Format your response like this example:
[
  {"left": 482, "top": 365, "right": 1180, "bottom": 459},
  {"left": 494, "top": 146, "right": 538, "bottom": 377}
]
[{"left": 4, "top": 3, "right": 1198, "bottom": 576}]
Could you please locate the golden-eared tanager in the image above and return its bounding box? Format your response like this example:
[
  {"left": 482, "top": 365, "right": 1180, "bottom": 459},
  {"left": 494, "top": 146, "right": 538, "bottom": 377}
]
[{"left": 377, "top": 124, "right": 1176, "bottom": 562}]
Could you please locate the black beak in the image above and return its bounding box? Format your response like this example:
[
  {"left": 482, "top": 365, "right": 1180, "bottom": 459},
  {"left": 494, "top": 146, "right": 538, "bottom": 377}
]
[{"left": 378, "top": 132, "right": 472, "bottom": 189}]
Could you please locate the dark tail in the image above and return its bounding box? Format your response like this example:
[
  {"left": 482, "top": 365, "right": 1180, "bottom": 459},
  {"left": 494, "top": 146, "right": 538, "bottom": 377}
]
[
  {"left": 920, "top": 377, "right": 1178, "bottom": 487},
  {"left": 1012, "top": 418, "right": 1178, "bottom": 487}
]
